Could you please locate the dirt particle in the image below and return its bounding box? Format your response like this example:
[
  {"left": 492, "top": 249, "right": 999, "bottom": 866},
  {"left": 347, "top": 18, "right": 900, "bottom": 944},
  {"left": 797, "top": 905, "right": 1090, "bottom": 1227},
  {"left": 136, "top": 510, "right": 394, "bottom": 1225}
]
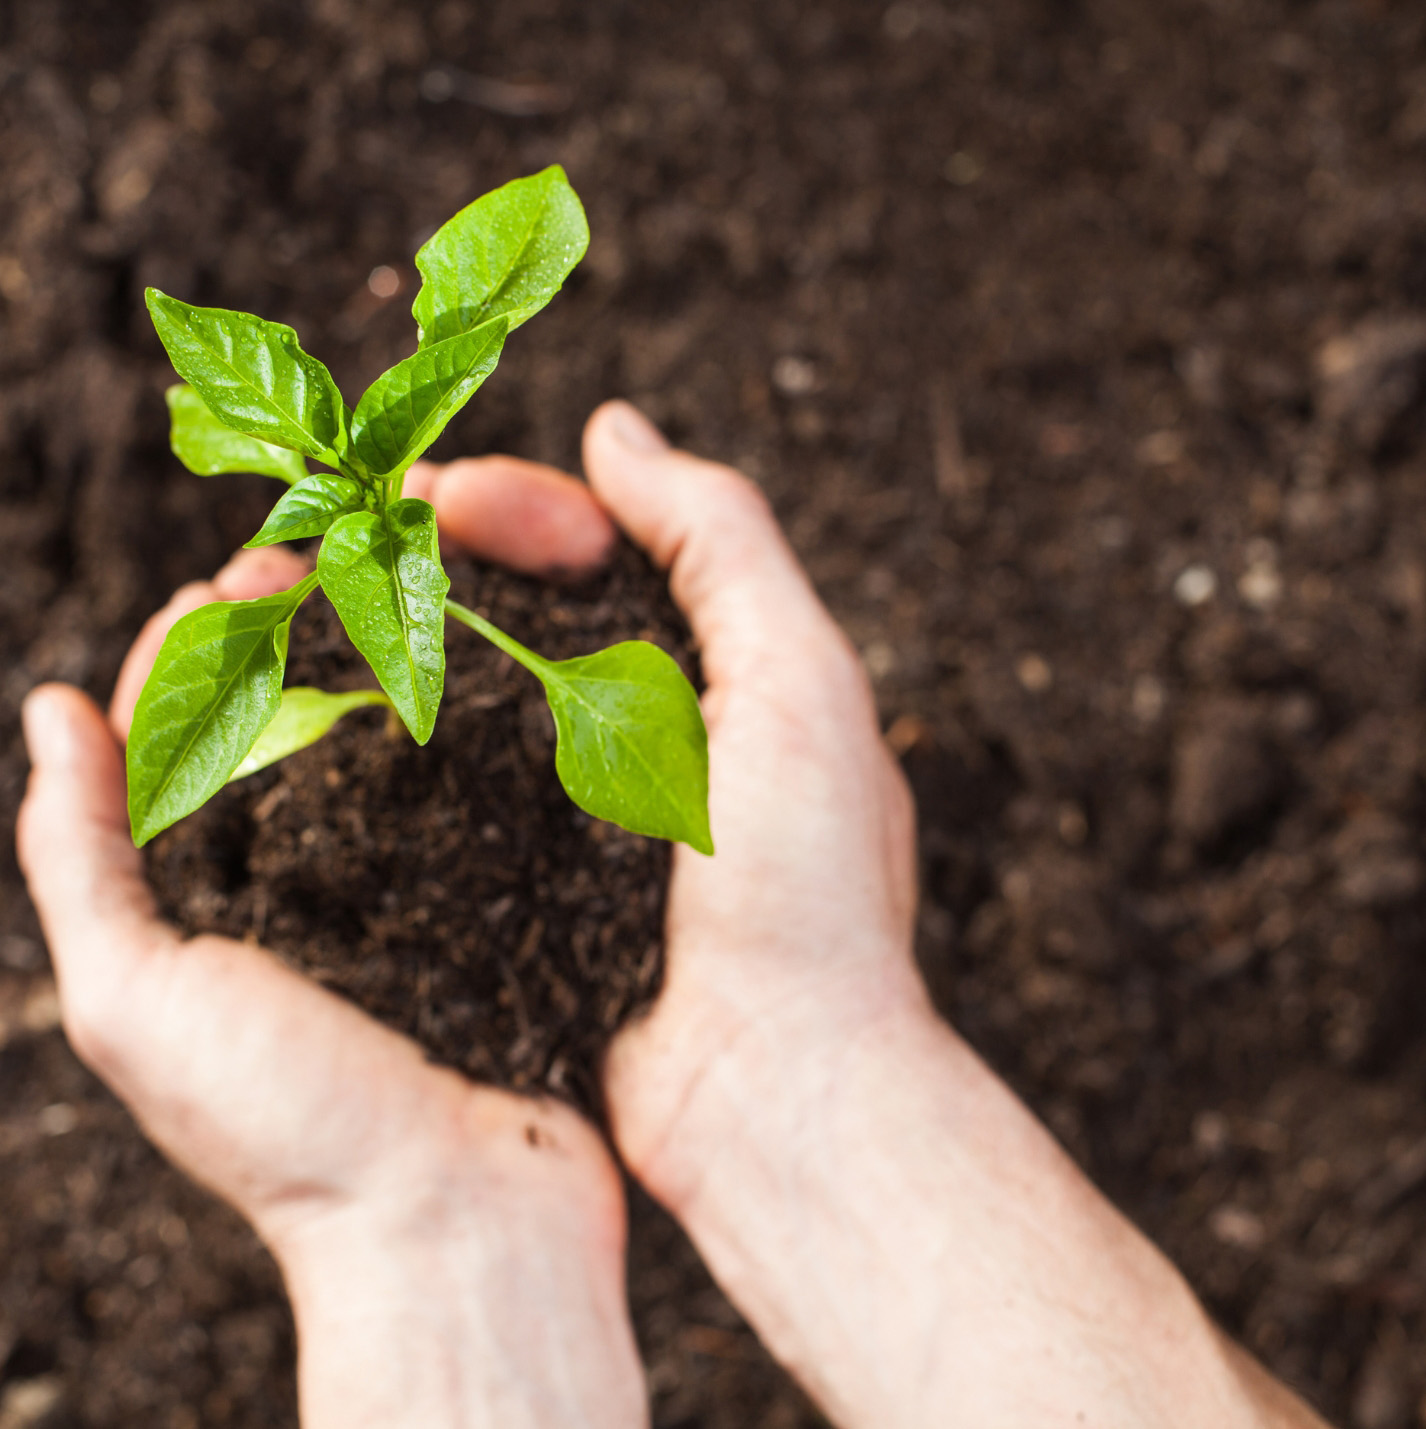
[
  {"left": 1056, "top": 803, "right": 1087, "bottom": 847},
  {"left": 1137, "top": 429, "right": 1186, "bottom": 466},
  {"left": 771, "top": 355, "right": 817, "bottom": 396},
  {"left": 1131, "top": 673, "right": 1167, "bottom": 725},
  {"left": 1316, "top": 316, "right": 1426, "bottom": 452},
  {"left": 1169, "top": 701, "right": 1280, "bottom": 849},
  {"left": 1015, "top": 653, "right": 1053, "bottom": 694},
  {"left": 1174, "top": 564, "right": 1218, "bottom": 608},
  {"left": 1332, "top": 813, "right": 1424, "bottom": 910},
  {"left": 0, "top": 1376, "right": 64, "bottom": 1427},
  {"left": 1210, "top": 1205, "right": 1267, "bottom": 1251},
  {"left": 36, "top": 1104, "right": 78, "bottom": 1138}
]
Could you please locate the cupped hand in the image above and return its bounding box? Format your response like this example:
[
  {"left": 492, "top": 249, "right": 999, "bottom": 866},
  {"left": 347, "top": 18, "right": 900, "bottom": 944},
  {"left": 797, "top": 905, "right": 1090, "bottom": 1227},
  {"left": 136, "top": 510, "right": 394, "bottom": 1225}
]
[
  {"left": 533, "top": 405, "right": 1325, "bottom": 1429},
  {"left": 17, "top": 456, "right": 642, "bottom": 1429}
]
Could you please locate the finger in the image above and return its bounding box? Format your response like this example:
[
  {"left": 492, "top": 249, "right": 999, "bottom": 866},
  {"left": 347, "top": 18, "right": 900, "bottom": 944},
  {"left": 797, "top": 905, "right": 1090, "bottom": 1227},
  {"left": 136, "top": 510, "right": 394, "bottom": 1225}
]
[
  {"left": 110, "top": 548, "right": 310, "bottom": 738},
  {"left": 14, "top": 687, "right": 549, "bottom": 1226},
  {"left": 19, "top": 686, "right": 429, "bottom": 1171},
  {"left": 582, "top": 401, "right": 846, "bottom": 686},
  {"left": 110, "top": 581, "right": 214, "bottom": 738},
  {"left": 407, "top": 456, "right": 617, "bottom": 576},
  {"left": 211, "top": 545, "right": 310, "bottom": 601},
  {"left": 397, "top": 460, "right": 437, "bottom": 504},
  {"left": 18, "top": 685, "right": 176, "bottom": 1004}
]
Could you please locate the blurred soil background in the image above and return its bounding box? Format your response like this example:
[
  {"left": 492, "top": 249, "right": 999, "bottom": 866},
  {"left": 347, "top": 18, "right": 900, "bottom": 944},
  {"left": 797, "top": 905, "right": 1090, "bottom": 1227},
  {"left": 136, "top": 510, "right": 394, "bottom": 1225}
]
[{"left": 5, "top": 0, "right": 1426, "bottom": 1424}]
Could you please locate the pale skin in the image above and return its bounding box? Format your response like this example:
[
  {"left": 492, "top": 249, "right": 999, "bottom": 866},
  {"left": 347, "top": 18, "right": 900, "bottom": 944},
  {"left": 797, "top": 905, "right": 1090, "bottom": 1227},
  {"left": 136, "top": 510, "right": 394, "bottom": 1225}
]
[{"left": 17, "top": 400, "right": 1328, "bottom": 1428}]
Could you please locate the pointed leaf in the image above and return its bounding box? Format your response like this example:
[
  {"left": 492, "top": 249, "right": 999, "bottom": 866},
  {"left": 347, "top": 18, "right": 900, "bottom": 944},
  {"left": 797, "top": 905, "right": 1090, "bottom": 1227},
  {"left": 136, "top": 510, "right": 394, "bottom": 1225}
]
[
  {"left": 538, "top": 642, "right": 713, "bottom": 854},
  {"left": 412, "top": 165, "right": 589, "bottom": 348},
  {"left": 349, "top": 319, "right": 507, "bottom": 478},
  {"left": 166, "top": 385, "right": 309, "bottom": 484},
  {"left": 127, "top": 574, "right": 319, "bottom": 846},
  {"left": 246, "top": 472, "right": 370, "bottom": 547},
  {"left": 317, "top": 500, "right": 449, "bottom": 743},
  {"left": 228, "top": 686, "right": 391, "bottom": 781},
  {"left": 146, "top": 289, "right": 344, "bottom": 462},
  {"left": 445, "top": 598, "right": 712, "bottom": 853}
]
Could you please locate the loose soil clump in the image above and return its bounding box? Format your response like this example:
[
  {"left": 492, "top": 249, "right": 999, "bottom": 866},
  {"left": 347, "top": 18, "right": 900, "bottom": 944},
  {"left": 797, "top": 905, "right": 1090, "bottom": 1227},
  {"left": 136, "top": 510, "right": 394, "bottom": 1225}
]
[{"left": 145, "top": 547, "right": 683, "bottom": 1119}]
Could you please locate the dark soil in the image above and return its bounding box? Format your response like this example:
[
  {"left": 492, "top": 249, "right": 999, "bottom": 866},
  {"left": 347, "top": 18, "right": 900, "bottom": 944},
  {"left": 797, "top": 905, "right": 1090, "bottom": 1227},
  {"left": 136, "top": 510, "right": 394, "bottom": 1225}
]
[
  {"left": 8, "top": 0, "right": 1426, "bottom": 1425},
  {"left": 145, "top": 548, "right": 683, "bottom": 1120}
]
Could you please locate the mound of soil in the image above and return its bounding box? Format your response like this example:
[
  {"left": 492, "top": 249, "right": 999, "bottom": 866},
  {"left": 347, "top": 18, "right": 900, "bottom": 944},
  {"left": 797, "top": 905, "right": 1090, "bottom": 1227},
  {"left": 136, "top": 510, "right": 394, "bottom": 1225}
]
[{"left": 145, "top": 547, "right": 681, "bottom": 1120}]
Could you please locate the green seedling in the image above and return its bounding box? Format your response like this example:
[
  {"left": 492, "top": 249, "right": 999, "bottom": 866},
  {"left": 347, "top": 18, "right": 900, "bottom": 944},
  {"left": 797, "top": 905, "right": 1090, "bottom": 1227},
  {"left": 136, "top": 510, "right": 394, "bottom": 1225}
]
[{"left": 127, "top": 167, "right": 713, "bottom": 855}]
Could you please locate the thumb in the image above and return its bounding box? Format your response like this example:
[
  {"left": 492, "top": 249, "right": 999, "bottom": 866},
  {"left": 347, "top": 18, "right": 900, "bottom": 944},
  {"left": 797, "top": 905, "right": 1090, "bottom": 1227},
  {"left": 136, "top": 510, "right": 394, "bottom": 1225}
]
[
  {"left": 15, "top": 682, "right": 470, "bottom": 1225},
  {"left": 582, "top": 401, "right": 844, "bottom": 688},
  {"left": 17, "top": 684, "right": 176, "bottom": 1050}
]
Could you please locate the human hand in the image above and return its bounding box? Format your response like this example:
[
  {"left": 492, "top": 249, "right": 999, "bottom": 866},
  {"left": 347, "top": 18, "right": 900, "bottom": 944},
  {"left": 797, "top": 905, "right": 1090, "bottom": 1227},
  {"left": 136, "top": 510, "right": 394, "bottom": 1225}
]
[
  {"left": 570, "top": 402, "right": 1325, "bottom": 1429},
  {"left": 17, "top": 458, "right": 643, "bottom": 1429}
]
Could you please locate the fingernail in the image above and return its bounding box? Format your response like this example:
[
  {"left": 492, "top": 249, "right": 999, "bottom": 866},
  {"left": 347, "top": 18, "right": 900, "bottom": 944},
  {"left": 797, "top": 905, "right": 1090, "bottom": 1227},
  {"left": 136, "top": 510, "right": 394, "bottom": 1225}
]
[
  {"left": 607, "top": 401, "right": 669, "bottom": 454},
  {"left": 22, "top": 688, "right": 73, "bottom": 770}
]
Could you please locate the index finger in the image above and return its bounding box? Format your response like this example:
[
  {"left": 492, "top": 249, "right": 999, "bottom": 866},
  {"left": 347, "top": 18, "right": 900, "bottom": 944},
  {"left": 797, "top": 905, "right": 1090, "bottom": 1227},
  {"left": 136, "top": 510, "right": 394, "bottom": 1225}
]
[
  {"left": 109, "top": 547, "right": 310, "bottom": 740},
  {"left": 405, "top": 455, "right": 616, "bottom": 577}
]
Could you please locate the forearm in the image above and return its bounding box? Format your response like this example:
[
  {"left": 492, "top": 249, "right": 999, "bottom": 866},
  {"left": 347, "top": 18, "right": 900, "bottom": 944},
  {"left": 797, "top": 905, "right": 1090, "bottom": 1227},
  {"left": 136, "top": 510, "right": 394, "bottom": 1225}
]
[{"left": 643, "top": 979, "right": 1324, "bottom": 1429}]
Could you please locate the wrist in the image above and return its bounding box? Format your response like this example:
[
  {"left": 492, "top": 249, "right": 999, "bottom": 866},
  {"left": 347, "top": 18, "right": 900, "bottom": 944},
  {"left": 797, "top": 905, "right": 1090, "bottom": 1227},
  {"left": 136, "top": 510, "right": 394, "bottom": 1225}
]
[
  {"left": 268, "top": 1095, "right": 647, "bottom": 1429},
  {"left": 617, "top": 967, "right": 1317, "bottom": 1429},
  {"left": 607, "top": 931, "right": 931, "bottom": 1212}
]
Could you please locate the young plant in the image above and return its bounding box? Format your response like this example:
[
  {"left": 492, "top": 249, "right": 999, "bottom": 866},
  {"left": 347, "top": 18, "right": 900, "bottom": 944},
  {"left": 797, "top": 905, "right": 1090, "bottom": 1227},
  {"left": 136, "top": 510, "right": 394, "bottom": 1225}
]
[{"left": 127, "top": 167, "right": 713, "bottom": 855}]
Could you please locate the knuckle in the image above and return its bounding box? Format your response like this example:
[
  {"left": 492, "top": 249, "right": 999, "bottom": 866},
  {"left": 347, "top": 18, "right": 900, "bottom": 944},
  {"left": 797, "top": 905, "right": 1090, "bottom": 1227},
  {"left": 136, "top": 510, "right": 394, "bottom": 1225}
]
[{"left": 704, "top": 462, "right": 774, "bottom": 524}]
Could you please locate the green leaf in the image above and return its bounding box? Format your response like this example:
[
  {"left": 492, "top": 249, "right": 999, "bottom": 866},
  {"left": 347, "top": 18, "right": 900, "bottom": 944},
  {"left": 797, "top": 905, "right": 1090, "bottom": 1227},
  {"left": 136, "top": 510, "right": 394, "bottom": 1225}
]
[
  {"left": 166, "top": 385, "right": 309, "bottom": 484},
  {"left": 228, "top": 686, "right": 391, "bottom": 781},
  {"left": 246, "top": 472, "right": 370, "bottom": 547},
  {"left": 349, "top": 318, "right": 507, "bottom": 478},
  {"left": 146, "top": 289, "right": 345, "bottom": 463},
  {"left": 444, "top": 600, "right": 712, "bottom": 853},
  {"left": 127, "top": 574, "right": 319, "bottom": 846},
  {"left": 317, "top": 500, "right": 449, "bottom": 743},
  {"left": 541, "top": 643, "right": 713, "bottom": 854},
  {"left": 412, "top": 165, "right": 589, "bottom": 347}
]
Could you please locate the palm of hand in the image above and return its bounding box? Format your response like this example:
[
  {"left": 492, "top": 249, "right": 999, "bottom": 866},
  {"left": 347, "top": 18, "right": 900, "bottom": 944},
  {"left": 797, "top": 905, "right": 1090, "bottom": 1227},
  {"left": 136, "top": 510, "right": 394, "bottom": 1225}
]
[{"left": 25, "top": 541, "right": 627, "bottom": 1255}]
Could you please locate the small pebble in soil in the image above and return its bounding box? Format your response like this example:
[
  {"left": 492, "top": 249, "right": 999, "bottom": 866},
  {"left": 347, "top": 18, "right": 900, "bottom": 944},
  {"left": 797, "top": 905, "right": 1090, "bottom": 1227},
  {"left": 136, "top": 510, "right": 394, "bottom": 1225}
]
[
  {"left": 771, "top": 354, "right": 818, "bottom": 395},
  {"left": 37, "top": 1103, "right": 79, "bottom": 1137},
  {"left": 1174, "top": 564, "right": 1218, "bottom": 607},
  {"left": 1209, "top": 1205, "right": 1267, "bottom": 1251},
  {"left": 1238, "top": 562, "right": 1282, "bottom": 610},
  {"left": 0, "top": 1377, "right": 64, "bottom": 1426}
]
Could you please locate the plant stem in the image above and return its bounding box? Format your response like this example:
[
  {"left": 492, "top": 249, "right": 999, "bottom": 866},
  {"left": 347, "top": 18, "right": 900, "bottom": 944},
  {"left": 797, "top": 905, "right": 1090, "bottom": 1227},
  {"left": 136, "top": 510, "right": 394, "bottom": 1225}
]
[{"left": 444, "top": 598, "right": 551, "bottom": 681}]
